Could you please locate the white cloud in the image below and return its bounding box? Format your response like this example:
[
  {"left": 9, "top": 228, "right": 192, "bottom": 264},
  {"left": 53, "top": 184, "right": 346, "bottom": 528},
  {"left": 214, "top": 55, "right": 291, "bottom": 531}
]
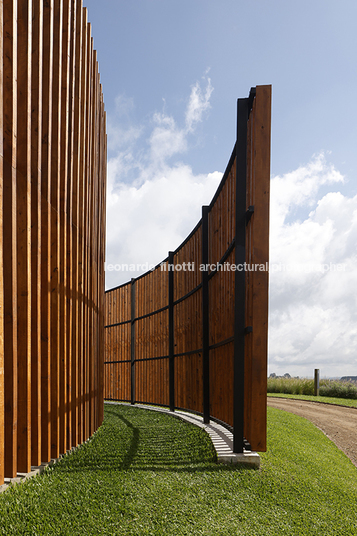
[
  {"left": 149, "top": 113, "right": 187, "bottom": 162},
  {"left": 269, "top": 153, "right": 357, "bottom": 378},
  {"left": 106, "top": 85, "right": 357, "bottom": 379},
  {"left": 185, "top": 77, "right": 213, "bottom": 132},
  {"left": 106, "top": 166, "right": 222, "bottom": 285},
  {"left": 106, "top": 76, "right": 221, "bottom": 288}
]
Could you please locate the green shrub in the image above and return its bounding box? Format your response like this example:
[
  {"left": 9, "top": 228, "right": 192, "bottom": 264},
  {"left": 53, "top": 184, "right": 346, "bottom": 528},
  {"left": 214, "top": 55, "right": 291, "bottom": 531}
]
[
  {"left": 268, "top": 377, "right": 357, "bottom": 399},
  {"left": 319, "top": 379, "right": 357, "bottom": 399},
  {"left": 267, "top": 377, "right": 314, "bottom": 395}
]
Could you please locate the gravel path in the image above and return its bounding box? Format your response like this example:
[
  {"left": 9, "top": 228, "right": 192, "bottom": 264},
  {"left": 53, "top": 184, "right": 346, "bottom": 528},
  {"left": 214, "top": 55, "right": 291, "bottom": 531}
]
[{"left": 267, "top": 397, "right": 357, "bottom": 467}]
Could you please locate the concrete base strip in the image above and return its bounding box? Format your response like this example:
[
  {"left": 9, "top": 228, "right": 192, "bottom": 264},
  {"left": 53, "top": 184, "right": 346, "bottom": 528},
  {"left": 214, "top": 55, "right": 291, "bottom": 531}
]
[
  {"left": 0, "top": 436, "right": 96, "bottom": 494},
  {"left": 0, "top": 459, "right": 57, "bottom": 494},
  {"left": 106, "top": 401, "right": 260, "bottom": 468}
]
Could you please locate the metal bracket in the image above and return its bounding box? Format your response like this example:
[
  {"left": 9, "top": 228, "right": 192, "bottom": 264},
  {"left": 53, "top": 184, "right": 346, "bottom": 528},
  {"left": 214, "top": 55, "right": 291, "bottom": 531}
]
[
  {"left": 245, "top": 205, "right": 254, "bottom": 224},
  {"left": 243, "top": 438, "right": 252, "bottom": 451},
  {"left": 247, "top": 87, "right": 256, "bottom": 117},
  {"left": 244, "top": 326, "right": 253, "bottom": 335}
]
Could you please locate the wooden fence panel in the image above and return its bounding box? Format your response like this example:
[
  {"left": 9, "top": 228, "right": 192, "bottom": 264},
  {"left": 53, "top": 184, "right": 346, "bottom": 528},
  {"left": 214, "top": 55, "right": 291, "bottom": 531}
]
[
  {"left": 0, "top": 0, "right": 106, "bottom": 485},
  {"left": 104, "top": 86, "right": 271, "bottom": 453},
  {"left": 104, "top": 283, "right": 132, "bottom": 402},
  {"left": 134, "top": 266, "right": 169, "bottom": 406}
]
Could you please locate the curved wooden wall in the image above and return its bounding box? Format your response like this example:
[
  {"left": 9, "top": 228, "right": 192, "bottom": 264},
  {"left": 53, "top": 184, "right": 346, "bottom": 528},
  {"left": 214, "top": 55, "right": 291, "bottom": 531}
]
[
  {"left": 104, "top": 86, "right": 271, "bottom": 453},
  {"left": 0, "top": 0, "right": 107, "bottom": 484}
]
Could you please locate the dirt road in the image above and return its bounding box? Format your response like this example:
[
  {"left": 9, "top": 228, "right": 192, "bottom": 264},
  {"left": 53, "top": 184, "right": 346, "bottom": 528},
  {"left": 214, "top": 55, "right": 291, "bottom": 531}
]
[{"left": 267, "top": 397, "right": 357, "bottom": 467}]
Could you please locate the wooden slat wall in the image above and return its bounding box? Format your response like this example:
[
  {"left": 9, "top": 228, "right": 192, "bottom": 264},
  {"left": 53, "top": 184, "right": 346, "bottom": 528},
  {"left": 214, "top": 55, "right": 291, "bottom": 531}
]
[
  {"left": 0, "top": 0, "right": 106, "bottom": 485},
  {"left": 135, "top": 266, "right": 169, "bottom": 406},
  {"left": 104, "top": 283, "right": 132, "bottom": 401},
  {"left": 104, "top": 86, "right": 271, "bottom": 452},
  {"left": 208, "top": 159, "right": 236, "bottom": 427},
  {"left": 174, "top": 228, "right": 202, "bottom": 413}
]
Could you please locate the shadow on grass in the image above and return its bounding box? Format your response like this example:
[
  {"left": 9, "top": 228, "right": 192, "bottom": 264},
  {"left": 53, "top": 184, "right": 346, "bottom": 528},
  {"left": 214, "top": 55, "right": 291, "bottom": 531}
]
[
  {"left": 115, "top": 411, "right": 140, "bottom": 470},
  {"left": 57, "top": 405, "right": 256, "bottom": 475}
]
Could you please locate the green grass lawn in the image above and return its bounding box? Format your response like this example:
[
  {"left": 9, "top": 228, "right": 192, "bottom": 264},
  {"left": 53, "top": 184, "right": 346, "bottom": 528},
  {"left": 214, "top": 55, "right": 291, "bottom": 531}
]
[
  {"left": 1, "top": 403, "right": 357, "bottom": 535},
  {"left": 268, "top": 392, "right": 357, "bottom": 408}
]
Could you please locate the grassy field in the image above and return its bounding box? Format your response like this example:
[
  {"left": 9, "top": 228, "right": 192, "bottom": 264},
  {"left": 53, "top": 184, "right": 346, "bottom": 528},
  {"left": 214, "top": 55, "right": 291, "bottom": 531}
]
[
  {"left": 268, "top": 376, "right": 357, "bottom": 399},
  {"left": 0, "top": 403, "right": 357, "bottom": 535}
]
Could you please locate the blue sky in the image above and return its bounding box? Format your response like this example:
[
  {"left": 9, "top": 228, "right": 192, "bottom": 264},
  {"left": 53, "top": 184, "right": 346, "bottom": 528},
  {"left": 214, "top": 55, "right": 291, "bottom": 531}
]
[{"left": 84, "top": 0, "right": 357, "bottom": 378}]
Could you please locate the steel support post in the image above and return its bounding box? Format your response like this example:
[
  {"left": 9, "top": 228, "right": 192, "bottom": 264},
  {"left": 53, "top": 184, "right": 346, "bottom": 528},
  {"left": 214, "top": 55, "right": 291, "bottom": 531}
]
[
  {"left": 202, "top": 206, "right": 210, "bottom": 424},
  {"left": 131, "top": 278, "right": 136, "bottom": 405},
  {"left": 168, "top": 252, "right": 175, "bottom": 411},
  {"left": 233, "top": 97, "right": 249, "bottom": 453}
]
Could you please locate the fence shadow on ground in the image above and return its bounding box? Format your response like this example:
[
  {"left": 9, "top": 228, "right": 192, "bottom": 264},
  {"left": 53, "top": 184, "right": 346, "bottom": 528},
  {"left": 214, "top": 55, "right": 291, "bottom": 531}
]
[{"left": 56, "top": 405, "right": 256, "bottom": 475}]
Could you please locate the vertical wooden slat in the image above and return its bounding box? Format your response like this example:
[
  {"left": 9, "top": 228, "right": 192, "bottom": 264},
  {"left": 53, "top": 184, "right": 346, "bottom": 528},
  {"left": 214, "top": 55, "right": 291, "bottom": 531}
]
[
  {"left": 77, "top": 5, "right": 87, "bottom": 446},
  {"left": 30, "top": 0, "right": 43, "bottom": 468},
  {"left": 65, "top": 0, "right": 76, "bottom": 452},
  {"left": 58, "top": 0, "right": 70, "bottom": 456},
  {"left": 16, "top": 0, "right": 32, "bottom": 473},
  {"left": 40, "top": 0, "right": 53, "bottom": 464},
  {"left": 88, "top": 50, "right": 97, "bottom": 434},
  {"left": 3, "top": 0, "right": 18, "bottom": 478},
  {"left": 71, "top": 0, "right": 82, "bottom": 449},
  {"left": 98, "top": 97, "right": 106, "bottom": 420},
  {"left": 82, "top": 21, "right": 92, "bottom": 441},
  {"left": 50, "top": 0, "right": 62, "bottom": 460},
  {"left": 0, "top": 0, "right": 4, "bottom": 486},
  {"left": 244, "top": 85, "right": 271, "bottom": 452}
]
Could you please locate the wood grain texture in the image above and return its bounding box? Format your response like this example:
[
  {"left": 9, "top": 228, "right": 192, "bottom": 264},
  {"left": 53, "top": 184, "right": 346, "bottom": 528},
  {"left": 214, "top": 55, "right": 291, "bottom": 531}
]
[
  {"left": 16, "top": 0, "right": 32, "bottom": 474},
  {"left": 3, "top": 0, "right": 18, "bottom": 479},
  {"left": 243, "top": 85, "right": 271, "bottom": 451},
  {"left": 0, "top": 0, "right": 106, "bottom": 485},
  {"left": 40, "top": 0, "right": 53, "bottom": 466},
  {"left": 30, "top": 0, "right": 43, "bottom": 470},
  {"left": 0, "top": 0, "right": 4, "bottom": 485}
]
